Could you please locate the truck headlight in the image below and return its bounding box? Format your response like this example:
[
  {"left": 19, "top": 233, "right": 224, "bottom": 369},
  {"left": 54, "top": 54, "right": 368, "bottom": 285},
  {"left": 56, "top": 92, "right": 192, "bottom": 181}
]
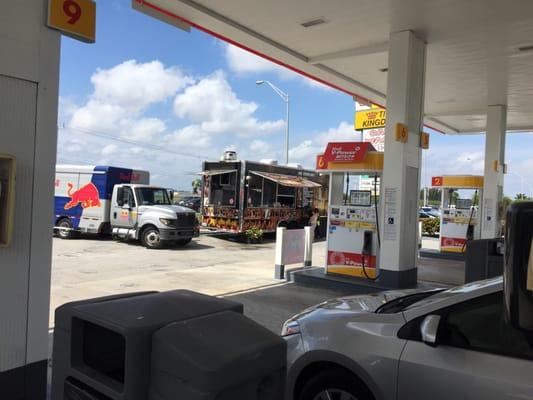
[
  {"left": 281, "top": 320, "right": 301, "bottom": 337},
  {"left": 159, "top": 218, "right": 176, "bottom": 226}
]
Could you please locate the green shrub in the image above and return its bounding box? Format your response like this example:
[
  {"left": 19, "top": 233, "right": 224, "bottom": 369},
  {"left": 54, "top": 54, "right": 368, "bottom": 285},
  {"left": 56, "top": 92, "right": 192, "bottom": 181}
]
[
  {"left": 422, "top": 218, "right": 440, "bottom": 236},
  {"left": 245, "top": 226, "right": 264, "bottom": 240}
]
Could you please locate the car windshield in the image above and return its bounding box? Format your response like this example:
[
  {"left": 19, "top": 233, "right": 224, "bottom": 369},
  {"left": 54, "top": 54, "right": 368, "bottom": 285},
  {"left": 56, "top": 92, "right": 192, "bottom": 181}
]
[
  {"left": 135, "top": 188, "right": 172, "bottom": 206},
  {"left": 376, "top": 290, "right": 444, "bottom": 314}
]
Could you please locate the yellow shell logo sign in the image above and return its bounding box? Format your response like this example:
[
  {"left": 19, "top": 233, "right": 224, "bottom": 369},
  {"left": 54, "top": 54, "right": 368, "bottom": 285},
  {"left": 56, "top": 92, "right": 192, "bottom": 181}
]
[{"left": 318, "top": 156, "right": 326, "bottom": 169}]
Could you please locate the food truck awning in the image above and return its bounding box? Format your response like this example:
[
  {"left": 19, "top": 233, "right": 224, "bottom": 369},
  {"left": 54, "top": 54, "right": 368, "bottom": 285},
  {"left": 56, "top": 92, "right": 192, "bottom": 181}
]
[
  {"left": 199, "top": 169, "right": 237, "bottom": 176},
  {"left": 250, "top": 171, "right": 321, "bottom": 188}
]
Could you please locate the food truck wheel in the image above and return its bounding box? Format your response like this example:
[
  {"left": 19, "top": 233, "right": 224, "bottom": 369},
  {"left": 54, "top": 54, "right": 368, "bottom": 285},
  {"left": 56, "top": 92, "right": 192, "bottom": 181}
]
[{"left": 141, "top": 226, "right": 163, "bottom": 249}]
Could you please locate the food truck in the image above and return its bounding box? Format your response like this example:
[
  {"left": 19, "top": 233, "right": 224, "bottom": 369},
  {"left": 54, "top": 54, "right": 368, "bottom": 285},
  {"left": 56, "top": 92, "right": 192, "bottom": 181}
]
[{"left": 201, "top": 151, "right": 326, "bottom": 234}]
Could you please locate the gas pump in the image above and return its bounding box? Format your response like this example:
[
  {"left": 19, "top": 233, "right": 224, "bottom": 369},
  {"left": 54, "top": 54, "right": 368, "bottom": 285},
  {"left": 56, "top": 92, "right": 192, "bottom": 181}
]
[
  {"left": 316, "top": 142, "right": 383, "bottom": 279},
  {"left": 431, "top": 175, "right": 484, "bottom": 253}
]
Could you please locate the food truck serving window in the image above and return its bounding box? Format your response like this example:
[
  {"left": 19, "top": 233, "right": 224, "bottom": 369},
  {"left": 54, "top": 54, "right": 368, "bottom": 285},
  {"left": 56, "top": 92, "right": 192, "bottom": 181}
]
[{"left": 205, "top": 170, "right": 237, "bottom": 206}]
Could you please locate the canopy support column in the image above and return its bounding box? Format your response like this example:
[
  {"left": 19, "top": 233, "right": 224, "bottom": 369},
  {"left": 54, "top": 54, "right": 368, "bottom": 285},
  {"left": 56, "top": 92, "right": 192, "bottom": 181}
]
[
  {"left": 481, "top": 105, "right": 507, "bottom": 239},
  {"left": 379, "top": 30, "right": 426, "bottom": 288}
]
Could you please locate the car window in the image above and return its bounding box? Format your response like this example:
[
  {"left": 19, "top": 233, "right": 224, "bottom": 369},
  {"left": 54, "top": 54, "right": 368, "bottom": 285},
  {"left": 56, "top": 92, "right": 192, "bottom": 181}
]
[
  {"left": 400, "top": 291, "right": 533, "bottom": 361},
  {"left": 440, "top": 292, "right": 533, "bottom": 360}
]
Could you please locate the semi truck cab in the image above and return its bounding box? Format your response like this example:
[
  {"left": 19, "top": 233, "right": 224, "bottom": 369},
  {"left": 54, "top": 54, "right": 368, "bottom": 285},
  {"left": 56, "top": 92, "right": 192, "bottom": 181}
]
[{"left": 111, "top": 184, "right": 199, "bottom": 249}]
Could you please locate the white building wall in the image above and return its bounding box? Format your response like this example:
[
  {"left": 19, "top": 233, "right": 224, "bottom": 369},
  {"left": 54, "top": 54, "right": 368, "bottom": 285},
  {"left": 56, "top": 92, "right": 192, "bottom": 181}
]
[{"left": 0, "top": 0, "right": 60, "bottom": 396}]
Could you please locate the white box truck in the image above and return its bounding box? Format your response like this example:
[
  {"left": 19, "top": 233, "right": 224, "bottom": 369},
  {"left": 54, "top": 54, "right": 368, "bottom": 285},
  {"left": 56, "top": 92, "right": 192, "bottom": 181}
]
[{"left": 54, "top": 165, "right": 199, "bottom": 248}]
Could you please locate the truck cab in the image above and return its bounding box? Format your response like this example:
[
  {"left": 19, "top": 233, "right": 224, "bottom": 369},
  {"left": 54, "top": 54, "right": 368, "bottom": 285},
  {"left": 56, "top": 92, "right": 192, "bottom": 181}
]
[{"left": 111, "top": 184, "right": 199, "bottom": 249}]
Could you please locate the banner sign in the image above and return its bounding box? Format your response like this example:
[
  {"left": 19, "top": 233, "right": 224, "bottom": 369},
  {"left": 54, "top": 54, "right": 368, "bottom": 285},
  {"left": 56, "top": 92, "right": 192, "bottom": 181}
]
[
  {"left": 355, "top": 108, "right": 387, "bottom": 130},
  {"left": 322, "top": 142, "right": 374, "bottom": 163}
]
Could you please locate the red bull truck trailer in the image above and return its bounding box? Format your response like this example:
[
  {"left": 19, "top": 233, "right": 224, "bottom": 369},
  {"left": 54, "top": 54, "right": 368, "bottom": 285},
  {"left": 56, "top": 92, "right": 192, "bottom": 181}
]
[
  {"left": 201, "top": 152, "right": 326, "bottom": 235},
  {"left": 54, "top": 165, "right": 199, "bottom": 248}
]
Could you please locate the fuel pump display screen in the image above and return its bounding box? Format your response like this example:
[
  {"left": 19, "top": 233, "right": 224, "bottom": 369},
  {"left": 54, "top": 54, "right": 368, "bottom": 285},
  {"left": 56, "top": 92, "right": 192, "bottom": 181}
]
[
  {"left": 349, "top": 190, "right": 371, "bottom": 206},
  {"left": 456, "top": 198, "right": 473, "bottom": 209}
]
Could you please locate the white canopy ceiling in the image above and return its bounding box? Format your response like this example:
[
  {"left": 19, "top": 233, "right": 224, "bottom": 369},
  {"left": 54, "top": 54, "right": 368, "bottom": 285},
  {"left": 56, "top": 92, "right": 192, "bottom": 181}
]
[{"left": 134, "top": 0, "right": 533, "bottom": 134}]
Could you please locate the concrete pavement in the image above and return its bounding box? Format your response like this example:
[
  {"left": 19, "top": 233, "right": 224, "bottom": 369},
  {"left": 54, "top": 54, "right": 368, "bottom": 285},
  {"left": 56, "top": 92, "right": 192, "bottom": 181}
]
[{"left": 50, "top": 234, "right": 465, "bottom": 331}]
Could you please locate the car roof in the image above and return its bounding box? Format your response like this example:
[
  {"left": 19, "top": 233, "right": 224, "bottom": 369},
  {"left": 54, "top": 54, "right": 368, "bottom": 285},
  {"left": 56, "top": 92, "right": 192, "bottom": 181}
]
[{"left": 402, "top": 277, "right": 503, "bottom": 320}]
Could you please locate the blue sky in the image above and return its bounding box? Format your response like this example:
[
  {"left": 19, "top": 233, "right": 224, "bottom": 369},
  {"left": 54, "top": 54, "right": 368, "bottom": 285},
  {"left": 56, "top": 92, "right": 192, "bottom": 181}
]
[{"left": 57, "top": 0, "right": 532, "bottom": 197}]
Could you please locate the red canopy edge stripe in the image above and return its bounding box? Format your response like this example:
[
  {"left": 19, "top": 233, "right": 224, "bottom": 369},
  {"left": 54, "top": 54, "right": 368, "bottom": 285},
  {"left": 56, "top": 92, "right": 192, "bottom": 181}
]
[{"left": 136, "top": 0, "right": 446, "bottom": 135}]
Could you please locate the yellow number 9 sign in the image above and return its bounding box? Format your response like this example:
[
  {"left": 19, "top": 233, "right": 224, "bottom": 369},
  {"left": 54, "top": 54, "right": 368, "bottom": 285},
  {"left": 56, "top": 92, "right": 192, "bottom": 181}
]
[{"left": 48, "top": 0, "right": 96, "bottom": 43}]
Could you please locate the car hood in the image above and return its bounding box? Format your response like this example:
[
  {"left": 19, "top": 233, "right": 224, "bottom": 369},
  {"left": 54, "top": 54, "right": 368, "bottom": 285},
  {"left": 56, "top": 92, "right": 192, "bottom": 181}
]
[
  {"left": 299, "top": 289, "right": 426, "bottom": 315},
  {"left": 139, "top": 205, "right": 195, "bottom": 216}
]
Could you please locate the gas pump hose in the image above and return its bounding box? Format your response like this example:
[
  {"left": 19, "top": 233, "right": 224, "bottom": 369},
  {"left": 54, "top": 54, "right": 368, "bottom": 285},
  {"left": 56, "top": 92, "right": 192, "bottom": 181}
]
[{"left": 362, "top": 175, "right": 382, "bottom": 281}]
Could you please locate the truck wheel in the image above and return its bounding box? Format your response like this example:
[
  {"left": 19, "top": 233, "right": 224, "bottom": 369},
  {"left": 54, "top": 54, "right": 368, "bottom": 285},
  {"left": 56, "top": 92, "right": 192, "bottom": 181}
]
[
  {"left": 141, "top": 227, "right": 163, "bottom": 249},
  {"left": 176, "top": 238, "right": 192, "bottom": 246},
  {"left": 56, "top": 218, "right": 74, "bottom": 239}
]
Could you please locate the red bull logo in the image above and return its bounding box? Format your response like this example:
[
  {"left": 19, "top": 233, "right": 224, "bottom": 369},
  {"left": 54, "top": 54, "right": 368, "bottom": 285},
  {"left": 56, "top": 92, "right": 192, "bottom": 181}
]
[{"left": 64, "top": 182, "right": 101, "bottom": 210}]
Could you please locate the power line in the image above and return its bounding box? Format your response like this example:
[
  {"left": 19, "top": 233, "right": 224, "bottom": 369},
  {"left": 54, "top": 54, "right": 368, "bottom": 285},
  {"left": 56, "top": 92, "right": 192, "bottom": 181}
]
[{"left": 59, "top": 124, "right": 209, "bottom": 160}]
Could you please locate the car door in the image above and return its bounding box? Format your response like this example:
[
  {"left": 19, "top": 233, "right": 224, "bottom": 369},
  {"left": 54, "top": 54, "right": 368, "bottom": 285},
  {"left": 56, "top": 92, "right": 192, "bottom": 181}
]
[
  {"left": 397, "top": 292, "right": 533, "bottom": 400},
  {"left": 111, "top": 186, "right": 137, "bottom": 228}
]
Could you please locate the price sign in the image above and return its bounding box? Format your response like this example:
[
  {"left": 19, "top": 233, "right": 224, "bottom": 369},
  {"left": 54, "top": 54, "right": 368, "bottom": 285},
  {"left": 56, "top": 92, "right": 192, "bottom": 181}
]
[{"left": 48, "top": 0, "right": 96, "bottom": 43}]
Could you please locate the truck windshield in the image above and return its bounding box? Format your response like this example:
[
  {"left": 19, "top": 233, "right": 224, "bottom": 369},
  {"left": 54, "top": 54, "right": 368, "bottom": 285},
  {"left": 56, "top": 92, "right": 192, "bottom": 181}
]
[{"left": 135, "top": 188, "right": 172, "bottom": 206}]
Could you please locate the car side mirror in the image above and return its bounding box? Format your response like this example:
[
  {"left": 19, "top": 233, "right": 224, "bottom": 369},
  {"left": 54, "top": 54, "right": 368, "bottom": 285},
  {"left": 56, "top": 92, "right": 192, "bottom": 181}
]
[{"left": 420, "top": 315, "right": 441, "bottom": 347}]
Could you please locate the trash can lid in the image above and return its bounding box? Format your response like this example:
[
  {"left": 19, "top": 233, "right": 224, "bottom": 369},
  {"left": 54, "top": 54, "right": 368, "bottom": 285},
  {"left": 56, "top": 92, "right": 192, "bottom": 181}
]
[{"left": 151, "top": 311, "right": 286, "bottom": 391}]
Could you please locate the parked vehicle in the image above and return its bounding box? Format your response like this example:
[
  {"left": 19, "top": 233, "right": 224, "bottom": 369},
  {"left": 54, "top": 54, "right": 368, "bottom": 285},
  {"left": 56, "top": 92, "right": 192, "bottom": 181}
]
[
  {"left": 178, "top": 196, "right": 201, "bottom": 211},
  {"left": 282, "top": 277, "right": 533, "bottom": 400},
  {"left": 419, "top": 209, "right": 437, "bottom": 220},
  {"left": 54, "top": 165, "right": 199, "bottom": 248},
  {"left": 200, "top": 151, "right": 327, "bottom": 234}
]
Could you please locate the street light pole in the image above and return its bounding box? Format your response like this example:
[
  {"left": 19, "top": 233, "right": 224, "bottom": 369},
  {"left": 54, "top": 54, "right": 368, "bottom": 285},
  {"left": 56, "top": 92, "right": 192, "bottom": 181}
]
[{"left": 256, "top": 80, "right": 290, "bottom": 164}]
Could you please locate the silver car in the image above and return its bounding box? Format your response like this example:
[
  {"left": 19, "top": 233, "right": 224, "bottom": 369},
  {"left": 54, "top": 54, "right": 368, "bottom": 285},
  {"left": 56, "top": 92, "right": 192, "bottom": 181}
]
[{"left": 282, "top": 278, "right": 533, "bottom": 400}]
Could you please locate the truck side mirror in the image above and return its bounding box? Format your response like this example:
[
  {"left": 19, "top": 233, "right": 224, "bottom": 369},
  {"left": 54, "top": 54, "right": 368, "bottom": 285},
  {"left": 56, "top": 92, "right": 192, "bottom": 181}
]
[{"left": 504, "top": 201, "right": 533, "bottom": 332}]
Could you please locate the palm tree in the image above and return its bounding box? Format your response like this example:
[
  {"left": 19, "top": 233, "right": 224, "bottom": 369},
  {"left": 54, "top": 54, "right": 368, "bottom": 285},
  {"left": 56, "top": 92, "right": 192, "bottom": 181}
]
[{"left": 191, "top": 178, "right": 202, "bottom": 195}]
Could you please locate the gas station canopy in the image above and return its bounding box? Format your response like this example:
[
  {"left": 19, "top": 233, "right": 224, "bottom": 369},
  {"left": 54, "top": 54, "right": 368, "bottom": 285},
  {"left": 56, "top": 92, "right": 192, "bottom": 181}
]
[{"left": 134, "top": 0, "right": 533, "bottom": 135}]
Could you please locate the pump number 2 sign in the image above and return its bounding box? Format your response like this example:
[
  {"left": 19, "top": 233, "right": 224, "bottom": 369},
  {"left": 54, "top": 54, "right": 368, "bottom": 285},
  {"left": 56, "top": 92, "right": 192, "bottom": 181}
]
[
  {"left": 48, "top": 0, "right": 96, "bottom": 43},
  {"left": 432, "top": 176, "right": 443, "bottom": 187}
]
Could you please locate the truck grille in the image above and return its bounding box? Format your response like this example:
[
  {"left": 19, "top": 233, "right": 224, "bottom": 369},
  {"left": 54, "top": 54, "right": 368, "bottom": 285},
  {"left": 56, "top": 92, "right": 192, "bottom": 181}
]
[{"left": 176, "top": 213, "right": 197, "bottom": 228}]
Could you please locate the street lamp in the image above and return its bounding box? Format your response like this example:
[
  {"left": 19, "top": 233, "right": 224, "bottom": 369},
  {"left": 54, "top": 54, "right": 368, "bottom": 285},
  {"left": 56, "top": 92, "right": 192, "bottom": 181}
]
[{"left": 256, "top": 80, "right": 290, "bottom": 164}]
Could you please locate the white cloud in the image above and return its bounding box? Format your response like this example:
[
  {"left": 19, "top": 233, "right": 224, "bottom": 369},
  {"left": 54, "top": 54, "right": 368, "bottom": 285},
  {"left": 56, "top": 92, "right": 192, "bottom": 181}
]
[
  {"left": 224, "top": 44, "right": 335, "bottom": 91},
  {"left": 173, "top": 71, "right": 284, "bottom": 137},
  {"left": 101, "top": 143, "right": 118, "bottom": 156},
  {"left": 225, "top": 44, "right": 289, "bottom": 76},
  {"left": 171, "top": 125, "right": 213, "bottom": 148},
  {"left": 126, "top": 118, "right": 167, "bottom": 141},
  {"left": 249, "top": 139, "right": 271, "bottom": 154},
  {"left": 91, "top": 60, "right": 193, "bottom": 112},
  {"left": 70, "top": 60, "right": 193, "bottom": 133}
]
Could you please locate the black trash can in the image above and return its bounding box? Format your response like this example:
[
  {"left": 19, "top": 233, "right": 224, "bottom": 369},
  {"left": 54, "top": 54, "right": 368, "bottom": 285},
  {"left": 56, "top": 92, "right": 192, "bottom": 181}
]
[
  {"left": 52, "top": 290, "right": 243, "bottom": 400},
  {"left": 149, "top": 311, "right": 286, "bottom": 400}
]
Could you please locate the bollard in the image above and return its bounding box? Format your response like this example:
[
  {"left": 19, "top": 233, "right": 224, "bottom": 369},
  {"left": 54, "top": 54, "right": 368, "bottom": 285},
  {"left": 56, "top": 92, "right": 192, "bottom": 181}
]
[
  {"left": 304, "top": 226, "right": 313, "bottom": 267},
  {"left": 274, "top": 227, "right": 286, "bottom": 279}
]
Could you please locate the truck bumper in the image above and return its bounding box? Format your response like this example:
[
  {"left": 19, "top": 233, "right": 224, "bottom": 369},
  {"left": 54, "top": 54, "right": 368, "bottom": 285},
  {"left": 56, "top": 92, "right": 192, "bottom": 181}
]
[{"left": 159, "top": 227, "right": 199, "bottom": 241}]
